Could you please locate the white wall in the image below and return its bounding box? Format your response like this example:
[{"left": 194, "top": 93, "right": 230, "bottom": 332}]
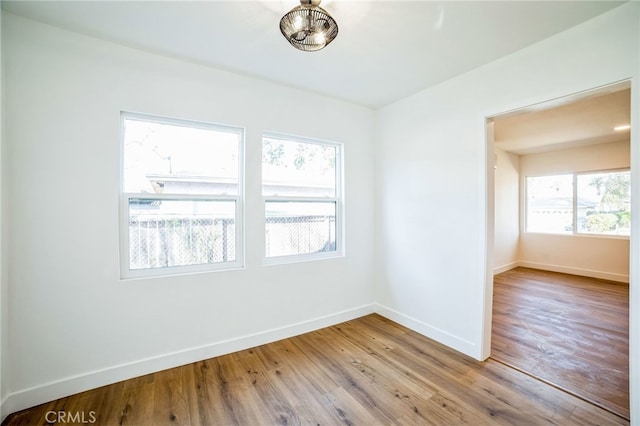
[
  {"left": 2, "top": 13, "right": 376, "bottom": 417},
  {"left": 493, "top": 148, "right": 520, "bottom": 272},
  {"left": 0, "top": 4, "right": 5, "bottom": 417},
  {"left": 631, "top": 60, "right": 640, "bottom": 426},
  {"left": 519, "top": 141, "right": 630, "bottom": 282},
  {"left": 375, "top": 2, "right": 639, "bottom": 420},
  {"left": 520, "top": 140, "right": 630, "bottom": 175}
]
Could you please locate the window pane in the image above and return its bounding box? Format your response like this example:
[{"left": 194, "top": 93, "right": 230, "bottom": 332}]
[
  {"left": 577, "top": 171, "right": 631, "bottom": 236},
  {"left": 128, "top": 199, "right": 235, "bottom": 270},
  {"left": 262, "top": 138, "right": 336, "bottom": 197},
  {"left": 124, "top": 117, "right": 240, "bottom": 195},
  {"left": 526, "top": 174, "right": 573, "bottom": 234},
  {"left": 265, "top": 201, "right": 336, "bottom": 257}
]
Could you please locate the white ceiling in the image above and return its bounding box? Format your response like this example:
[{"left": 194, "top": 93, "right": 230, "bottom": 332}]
[
  {"left": 1, "top": 0, "right": 626, "bottom": 109},
  {"left": 493, "top": 84, "right": 631, "bottom": 155}
]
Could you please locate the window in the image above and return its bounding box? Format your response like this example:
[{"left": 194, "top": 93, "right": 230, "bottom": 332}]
[
  {"left": 262, "top": 134, "right": 342, "bottom": 261},
  {"left": 121, "top": 113, "right": 243, "bottom": 278},
  {"left": 526, "top": 174, "right": 573, "bottom": 234},
  {"left": 525, "top": 170, "right": 630, "bottom": 236},
  {"left": 576, "top": 171, "right": 630, "bottom": 235}
]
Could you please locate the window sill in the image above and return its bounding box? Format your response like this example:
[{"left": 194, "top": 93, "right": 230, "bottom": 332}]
[
  {"left": 523, "top": 231, "right": 630, "bottom": 240},
  {"left": 263, "top": 251, "right": 344, "bottom": 267},
  {"left": 120, "top": 262, "right": 245, "bottom": 281}
]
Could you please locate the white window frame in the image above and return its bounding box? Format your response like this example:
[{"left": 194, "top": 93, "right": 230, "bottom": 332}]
[
  {"left": 524, "top": 168, "right": 630, "bottom": 239},
  {"left": 262, "top": 132, "right": 344, "bottom": 264},
  {"left": 120, "top": 112, "right": 244, "bottom": 279}
]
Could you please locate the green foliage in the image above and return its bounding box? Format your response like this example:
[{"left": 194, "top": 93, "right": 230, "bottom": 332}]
[
  {"left": 263, "top": 139, "right": 336, "bottom": 174},
  {"left": 590, "top": 172, "right": 631, "bottom": 212},
  {"left": 293, "top": 157, "right": 304, "bottom": 169},
  {"left": 617, "top": 211, "right": 631, "bottom": 227},
  {"left": 262, "top": 140, "right": 285, "bottom": 166},
  {"left": 601, "top": 173, "right": 630, "bottom": 210},
  {"left": 589, "top": 176, "right": 605, "bottom": 195},
  {"left": 585, "top": 172, "right": 631, "bottom": 233},
  {"left": 585, "top": 213, "right": 618, "bottom": 232}
]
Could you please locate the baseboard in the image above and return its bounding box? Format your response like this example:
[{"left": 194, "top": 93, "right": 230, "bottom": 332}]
[
  {"left": 374, "top": 304, "right": 480, "bottom": 360},
  {"left": 1, "top": 304, "right": 375, "bottom": 420},
  {"left": 493, "top": 262, "right": 519, "bottom": 275},
  {"left": 518, "top": 261, "right": 629, "bottom": 283},
  {"left": 1, "top": 394, "right": 8, "bottom": 424}
]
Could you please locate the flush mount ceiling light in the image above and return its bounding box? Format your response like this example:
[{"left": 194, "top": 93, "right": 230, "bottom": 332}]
[{"left": 280, "top": 0, "right": 338, "bottom": 52}]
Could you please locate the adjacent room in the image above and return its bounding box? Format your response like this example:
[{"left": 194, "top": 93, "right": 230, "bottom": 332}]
[
  {"left": 490, "top": 84, "right": 631, "bottom": 419},
  {"left": 1, "top": 1, "right": 638, "bottom": 424}
]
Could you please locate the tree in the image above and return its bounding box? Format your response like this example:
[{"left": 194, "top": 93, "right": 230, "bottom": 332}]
[
  {"left": 262, "top": 139, "right": 335, "bottom": 175},
  {"left": 263, "top": 140, "right": 285, "bottom": 166},
  {"left": 585, "top": 213, "right": 618, "bottom": 232},
  {"left": 586, "top": 171, "right": 631, "bottom": 233},
  {"left": 599, "top": 173, "right": 630, "bottom": 212},
  {"left": 589, "top": 176, "right": 605, "bottom": 196}
]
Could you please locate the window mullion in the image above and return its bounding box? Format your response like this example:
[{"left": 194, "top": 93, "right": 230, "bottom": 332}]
[
  {"left": 572, "top": 174, "right": 578, "bottom": 234},
  {"left": 126, "top": 193, "right": 239, "bottom": 202},
  {"left": 264, "top": 196, "right": 339, "bottom": 203}
]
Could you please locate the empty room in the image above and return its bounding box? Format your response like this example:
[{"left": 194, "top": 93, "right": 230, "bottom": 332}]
[
  {"left": 0, "top": 1, "right": 638, "bottom": 425},
  {"left": 490, "top": 85, "right": 631, "bottom": 419}
]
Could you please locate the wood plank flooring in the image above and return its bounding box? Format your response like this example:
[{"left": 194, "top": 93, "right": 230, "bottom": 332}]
[
  {"left": 491, "top": 267, "right": 629, "bottom": 420},
  {"left": 4, "top": 314, "right": 628, "bottom": 425}
]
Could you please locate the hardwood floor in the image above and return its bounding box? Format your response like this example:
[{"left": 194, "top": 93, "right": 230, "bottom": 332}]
[
  {"left": 491, "top": 267, "right": 629, "bottom": 420},
  {"left": 4, "top": 314, "right": 628, "bottom": 425}
]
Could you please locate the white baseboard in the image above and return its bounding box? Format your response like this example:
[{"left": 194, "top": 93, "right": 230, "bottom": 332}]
[
  {"left": 493, "top": 262, "right": 519, "bottom": 275},
  {"left": 0, "top": 395, "right": 8, "bottom": 424},
  {"left": 518, "top": 261, "right": 629, "bottom": 283},
  {"left": 374, "top": 304, "right": 480, "bottom": 360},
  {"left": 1, "top": 304, "right": 375, "bottom": 421}
]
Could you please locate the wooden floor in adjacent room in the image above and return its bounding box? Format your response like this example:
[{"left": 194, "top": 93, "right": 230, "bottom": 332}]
[
  {"left": 4, "top": 314, "right": 628, "bottom": 426},
  {"left": 491, "top": 267, "right": 629, "bottom": 421}
]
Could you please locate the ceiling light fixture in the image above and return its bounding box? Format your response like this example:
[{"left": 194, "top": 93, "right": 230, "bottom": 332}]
[
  {"left": 280, "top": 0, "right": 338, "bottom": 52},
  {"left": 614, "top": 124, "right": 631, "bottom": 132}
]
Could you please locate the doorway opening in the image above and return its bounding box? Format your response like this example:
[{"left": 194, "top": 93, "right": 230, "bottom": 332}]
[{"left": 484, "top": 81, "right": 631, "bottom": 420}]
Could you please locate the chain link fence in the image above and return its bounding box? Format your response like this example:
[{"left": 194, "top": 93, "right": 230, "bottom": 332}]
[
  {"left": 265, "top": 215, "right": 336, "bottom": 257},
  {"left": 129, "top": 217, "right": 235, "bottom": 270},
  {"left": 129, "top": 215, "right": 336, "bottom": 270}
]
